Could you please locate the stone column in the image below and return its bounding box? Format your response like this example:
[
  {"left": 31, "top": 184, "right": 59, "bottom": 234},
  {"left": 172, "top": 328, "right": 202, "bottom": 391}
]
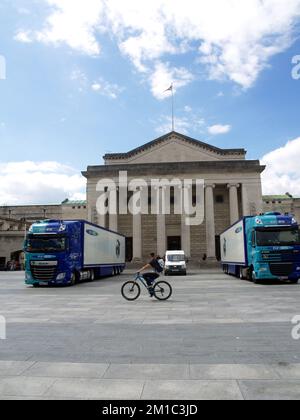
[
  {"left": 109, "top": 188, "right": 118, "bottom": 232},
  {"left": 132, "top": 212, "right": 142, "bottom": 261},
  {"left": 157, "top": 187, "right": 167, "bottom": 257},
  {"left": 181, "top": 214, "right": 191, "bottom": 258},
  {"left": 228, "top": 184, "right": 240, "bottom": 225},
  {"left": 205, "top": 184, "right": 216, "bottom": 260},
  {"left": 97, "top": 213, "right": 106, "bottom": 228}
]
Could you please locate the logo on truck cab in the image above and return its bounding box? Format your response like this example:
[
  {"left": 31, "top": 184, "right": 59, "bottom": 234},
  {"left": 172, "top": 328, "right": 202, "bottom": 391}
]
[{"left": 235, "top": 227, "right": 243, "bottom": 234}]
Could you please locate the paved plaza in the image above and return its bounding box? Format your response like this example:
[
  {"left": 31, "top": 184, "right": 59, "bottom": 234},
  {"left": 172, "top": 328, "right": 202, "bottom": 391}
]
[{"left": 0, "top": 269, "right": 300, "bottom": 400}]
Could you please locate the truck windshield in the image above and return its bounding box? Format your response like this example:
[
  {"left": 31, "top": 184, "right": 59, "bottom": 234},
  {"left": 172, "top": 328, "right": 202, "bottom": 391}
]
[
  {"left": 25, "top": 236, "right": 68, "bottom": 253},
  {"left": 256, "top": 228, "right": 300, "bottom": 246},
  {"left": 167, "top": 255, "right": 185, "bottom": 262}
]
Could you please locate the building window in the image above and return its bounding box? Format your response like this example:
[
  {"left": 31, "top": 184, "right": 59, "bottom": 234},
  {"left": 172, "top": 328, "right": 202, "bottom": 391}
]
[{"left": 216, "top": 195, "right": 224, "bottom": 204}]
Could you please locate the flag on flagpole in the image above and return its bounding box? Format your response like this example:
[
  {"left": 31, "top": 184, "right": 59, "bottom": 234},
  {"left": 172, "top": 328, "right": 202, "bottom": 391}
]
[
  {"left": 164, "top": 84, "right": 174, "bottom": 132},
  {"left": 164, "top": 84, "right": 173, "bottom": 93}
]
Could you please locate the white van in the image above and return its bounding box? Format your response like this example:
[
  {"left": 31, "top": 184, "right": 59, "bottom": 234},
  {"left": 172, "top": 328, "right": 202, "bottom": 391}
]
[{"left": 164, "top": 251, "right": 187, "bottom": 276}]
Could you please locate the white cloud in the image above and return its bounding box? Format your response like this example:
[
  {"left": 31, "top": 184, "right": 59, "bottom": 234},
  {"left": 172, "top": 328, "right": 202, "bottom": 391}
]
[
  {"left": 0, "top": 161, "right": 86, "bottom": 205},
  {"left": 262, "top": 137, "right": 300, "bottom": 196},
  {"left": 71, "top": 69, "right": 123, "bottom": 98},
  {"left": 156, "top": 112, "right": 205, "bottom": 135},
  {"left": 14, "top": 31, "right": 32, "bottom": 43},
  {"left": 36, "top": 0, "right": 103, "bottom": 55},
  {"left": 150, "top": 62, "right": 194, "bottom": 100},
  {"left": 91, "top": 79, "right": 123, "bottom": 99},
  {"left": 15, "top": 0, "right": 300, "bottom": 90},
  {"left": 208, "top": 124, "right": 231, "bottom": 135}
]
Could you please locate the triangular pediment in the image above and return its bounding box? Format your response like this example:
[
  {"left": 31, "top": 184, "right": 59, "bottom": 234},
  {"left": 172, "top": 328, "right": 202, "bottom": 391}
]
[{"left": 104, "top": 132, "right": 245, "bottom": 165}]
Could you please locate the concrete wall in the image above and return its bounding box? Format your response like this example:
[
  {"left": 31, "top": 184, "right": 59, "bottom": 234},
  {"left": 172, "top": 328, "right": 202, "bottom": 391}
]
[
  {"left": 61, "top": 205, "right": 88, "bottom": 220},
  {"left": 263, "top": 197, "right": 300, "bottom": 223},
  {"left": 0, "top": 232, "right": 24, "bottom": 265},
  {"left": 0, "top": 205, "right": 62, "bottom": 222}
]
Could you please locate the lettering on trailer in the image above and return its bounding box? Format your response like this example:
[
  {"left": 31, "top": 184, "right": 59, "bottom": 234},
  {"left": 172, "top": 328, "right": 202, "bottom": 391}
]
[
  {"left": 116, "top": 240, "right": 121, "bottom": 258},
  {"left": 223, "top": 238, "right": 227, "bottom": 256},
  {"left": 86, "top": 229, "right": 98, "bottom": 237}
]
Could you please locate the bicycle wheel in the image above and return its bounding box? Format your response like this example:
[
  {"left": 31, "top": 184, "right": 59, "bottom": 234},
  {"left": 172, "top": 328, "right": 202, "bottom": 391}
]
[
  {"left": 121, "top": 281, "right": 141, "bottom": 301},
  {"left": 153, "top": 281, "right": 172, "bottom": 301}
]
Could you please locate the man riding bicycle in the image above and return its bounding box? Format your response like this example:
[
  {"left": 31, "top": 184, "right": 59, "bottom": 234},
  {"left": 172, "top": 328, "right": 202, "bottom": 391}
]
[{"left": 138, "top": 253, "right": 164, "bottom": 296}]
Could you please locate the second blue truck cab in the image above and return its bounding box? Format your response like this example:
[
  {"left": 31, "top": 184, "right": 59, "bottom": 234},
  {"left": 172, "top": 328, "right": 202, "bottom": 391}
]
[{"left": 221, "top": 213, "right": 300, "bottom": 283}]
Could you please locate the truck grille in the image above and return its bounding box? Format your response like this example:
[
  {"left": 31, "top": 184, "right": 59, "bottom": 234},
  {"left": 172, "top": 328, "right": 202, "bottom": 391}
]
[
  {"left": 269, "top": 263, "right": 294, "bottom": 277},
  {"left": 262, "top": 250, "right": 299, "bottom": 262},
  {"left": 30, "top": 262, "right": 57, "bottom": 281}
]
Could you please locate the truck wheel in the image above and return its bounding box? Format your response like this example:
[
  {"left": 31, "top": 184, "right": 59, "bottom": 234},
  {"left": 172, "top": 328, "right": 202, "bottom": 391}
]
[
  {"left": 239, "top": 268, "right": 244, "bottom": 280},
  {"left": 251, "top": 269, "right": 259, "bottom": 284},
  {"left": 89, "top": 270, "right": 95, "bottom": 282},
  {"left": 70, "top": 272, "right": 78, "bottom": 286},
  {"left": 290, "top": 279, "right": 299, "bottom": 284}
]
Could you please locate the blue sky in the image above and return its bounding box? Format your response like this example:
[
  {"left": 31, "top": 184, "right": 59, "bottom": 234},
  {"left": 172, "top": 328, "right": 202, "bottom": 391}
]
[{"left": 0, "top": 0, "right": 300, "bottom": 204}]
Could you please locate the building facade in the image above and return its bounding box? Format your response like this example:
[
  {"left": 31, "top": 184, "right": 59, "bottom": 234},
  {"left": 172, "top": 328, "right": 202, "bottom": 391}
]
[
  {"left": 83, "top": 131, "right": 265, "bottom": 262},
  {"left": 263, "top": 194, "right": 300, "bottom": 221}
]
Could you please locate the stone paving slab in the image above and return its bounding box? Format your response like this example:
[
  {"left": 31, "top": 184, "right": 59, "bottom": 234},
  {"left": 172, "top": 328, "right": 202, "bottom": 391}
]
[
  {"left": 0, "top": 376, "right": 56, "bottom": 398},
  {"left": 104, "top": 364, "right": 190, "bottom": 380},
  {"left": 189, "top": 364, "right": 280, "bottom": 380},
  {"left": 239, "top": 380, "right": 300, "bottom": 400},
  {"left": 141, "top": 380, "right": 244, "bottom": 400},
  {"left": 0, "top": 361, "right": 35, "bottom": 376},
  {"left": 45, "top": 378, "right": 144, "bottom": 400},
  {"left": 22, "top": 362, "right": 109, "bottom": 379},
  {"left": 274, "top": 364, "right": 300, "bottom": 379}
]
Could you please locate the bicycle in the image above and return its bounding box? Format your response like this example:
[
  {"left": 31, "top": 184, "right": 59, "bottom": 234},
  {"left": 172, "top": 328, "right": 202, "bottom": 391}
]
[{"left": 121, "top": 273, "right": 173, "bottom": 301}]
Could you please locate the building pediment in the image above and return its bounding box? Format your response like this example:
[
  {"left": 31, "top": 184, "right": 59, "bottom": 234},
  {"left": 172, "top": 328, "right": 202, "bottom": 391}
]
[{"left": 103, "top": 132, "right": 246, "bottom": 165}]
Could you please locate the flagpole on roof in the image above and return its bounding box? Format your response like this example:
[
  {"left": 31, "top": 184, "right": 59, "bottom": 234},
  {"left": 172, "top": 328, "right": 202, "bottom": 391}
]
[
  {"left": 164, "top": 83, "right": 174, "bottom": 132},
  {"left": 171, "top": 84, "right": 174, "bottom": 132}
]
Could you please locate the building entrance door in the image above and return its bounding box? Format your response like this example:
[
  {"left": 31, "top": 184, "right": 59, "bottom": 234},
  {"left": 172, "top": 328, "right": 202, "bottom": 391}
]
[
  {"left": 0, "top": 257, "right": 6, "bottom": 271},
  {"left": 125, "top": 237, "right": 133, "bottom": 262},
  {"left": 167, "top": 236, "right": 182, "bottom": 251},
  {"left": 215, "top": 235, "right": 221, "bottom": 261}
]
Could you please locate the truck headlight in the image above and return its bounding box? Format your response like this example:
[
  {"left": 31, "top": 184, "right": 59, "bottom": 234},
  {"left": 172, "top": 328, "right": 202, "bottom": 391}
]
[
  {"left": 56, "top": 273, "right": 66, "bottom": 280},
  {"left": 259, "top": 267, "right": 268, "bottom": 272}
]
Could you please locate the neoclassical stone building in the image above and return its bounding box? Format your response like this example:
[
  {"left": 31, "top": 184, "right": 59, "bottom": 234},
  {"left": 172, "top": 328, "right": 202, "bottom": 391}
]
[{"left": 83, "top": 131, "right": 265, "bottom": 262}]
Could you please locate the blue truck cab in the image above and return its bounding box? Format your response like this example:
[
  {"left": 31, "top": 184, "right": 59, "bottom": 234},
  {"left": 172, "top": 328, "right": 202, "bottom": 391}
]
[
  {"left": 221, "top": 213, "right": 300, "bottom": 283},
  {"left": 24, "top": 220, "right": 126, "bottom": 287}
]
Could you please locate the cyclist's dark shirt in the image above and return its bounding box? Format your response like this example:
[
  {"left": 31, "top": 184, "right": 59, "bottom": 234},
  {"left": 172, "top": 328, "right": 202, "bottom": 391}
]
[{"left": 149, "top": 258, "right": 157, "bottom": 270}]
